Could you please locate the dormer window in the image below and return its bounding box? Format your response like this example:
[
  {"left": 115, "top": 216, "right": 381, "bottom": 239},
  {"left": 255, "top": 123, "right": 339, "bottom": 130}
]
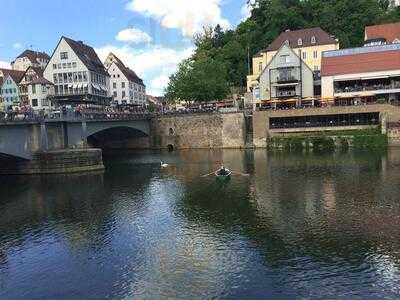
[
  {"left": 298, "top": 38, "right": 303, "bottom": 46},
  {"left": 60, "top": 52, "right": 68, "bottom": 60},
  {"left": 284, "top": 40, "right": 289, "bottom": 46},
  {"left": 311, "top": 36, "right": 316, "bottom": 44}
]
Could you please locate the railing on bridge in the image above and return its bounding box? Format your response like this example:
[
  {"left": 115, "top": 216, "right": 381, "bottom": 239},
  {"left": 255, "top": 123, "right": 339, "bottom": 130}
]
[{"left": 0, "top": 111, "right": 152, "bottom": 124}]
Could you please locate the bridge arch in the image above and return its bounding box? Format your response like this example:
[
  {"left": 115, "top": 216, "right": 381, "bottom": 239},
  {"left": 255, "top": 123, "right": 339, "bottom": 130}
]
[
  {"left": 86, "top": 125, "right": 150, "bottom": 150},
  {"left": 86, "top": 120, "right": 150, "bottom": 137}
]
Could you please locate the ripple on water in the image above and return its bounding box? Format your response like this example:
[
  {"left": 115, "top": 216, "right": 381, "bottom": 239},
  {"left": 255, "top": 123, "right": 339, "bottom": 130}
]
[{"left": 1, "top": 150, "right": 400, "bottom": 299}]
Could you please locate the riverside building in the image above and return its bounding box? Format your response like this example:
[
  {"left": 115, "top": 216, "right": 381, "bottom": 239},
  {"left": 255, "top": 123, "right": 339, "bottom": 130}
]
[
  {"left": 321, "top": 43, "right": 400, "bottom": 106},
  {"left": 19, "top": 67, "right": 54, "bottom": 111},
  {"left": 104, "top": 53, "right": 146, "bottom": 106},
  {"left": 253, "top": 43, "right": 315, "bottom": 109},
  {"left": 247, "top": 27, "right": 339, "bottom": 94},
  {"left": 0, "top": 69, "right": 25, "bottom": 107},
  {"left": 44, "top": 36, "right": 111, "bottom": 107}
]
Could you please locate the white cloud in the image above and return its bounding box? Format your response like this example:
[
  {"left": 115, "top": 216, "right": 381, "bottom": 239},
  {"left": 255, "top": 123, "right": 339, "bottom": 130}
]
[
  {"left": 0, "top": 61, "right": 10, "bottom": 68},
  {"left": 241, "top": 0, "right": 255, "bottom": 21},
  {"left": 95, "top": 44, "right": 194, "bottom": 96},
  {"left": 241, "top": 4, "right": 251, "bottom": 20},
  {"left": 150, "top": 75, "right": 170, "bottom": 94},
  {"left": 116, "top": 28, "right": 152, "bottom": 44},
  {"left": 13, "top": 43, "right": 22, "bottom": 49},
  {"left": 126, "top": 0, "right": 230, "bottom": 37}
]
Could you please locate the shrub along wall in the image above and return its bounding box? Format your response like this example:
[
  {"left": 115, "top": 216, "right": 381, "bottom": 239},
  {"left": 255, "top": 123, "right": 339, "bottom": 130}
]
[{"left": 267, "top": 130, "right": 387, "bottom": 151}]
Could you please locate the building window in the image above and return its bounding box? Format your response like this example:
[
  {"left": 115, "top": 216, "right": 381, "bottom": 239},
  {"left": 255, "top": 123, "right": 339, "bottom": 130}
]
[
  {"left": 258, "top": 62, "right": 263, "bottom": 72},
  {"left": 298, "top": 38, "right": 302, "bottom": 46},
  {"left": 72, "top": 62, "right": 77, "bottom": 68},
  {"left": 314, "top": 65, "right": 319, "bottom": 71},
  {"left": 60, "top": 52, "right": 68, "bottom": 59},
  {"left": 313, "top": 51, "right": 318, "bottom": 59},
  {"left": 67, "top": 63, "right": 71, "bottom": 68},
  {"left": 122, "top": 82, "right": 125, "bottom": 88},
  {"left": 311, "top": 36, "right": 316, "bottom": 44},
  {"left": 280, "top": 55, "right": 290, "bottom": 63},
  {"left": 53, "top": 64, "right": 57, "bottom": 69},
  {"left": 113, "top": 82, "right": 116, "bottom": 89},
  {"left": 32, "top": 99, "right": 38, "bottom": 107},
  {"left": 122, "top": 91, "right": 126, "bottom": 98},
  {"left": 284, "top": 40, "right": 289, "bottom": 46},
  {"left": 32, "top": 84, "right": 36, "bottom": 94},
  {"left": 302, "top": 52, "right": 307, "bottom": 60},
  {"left": 42, "top": 85, "right": 47, "bottom": 93},
  {"left": 113, "top": 91, "right": 117, "bottom": 97}
]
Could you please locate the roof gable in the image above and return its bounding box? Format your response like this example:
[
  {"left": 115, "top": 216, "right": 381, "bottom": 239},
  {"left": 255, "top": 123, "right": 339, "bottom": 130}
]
[
  {"left": 265, "top": 27, "right": 338, "bottom": 52},
  {"left": 259, "top": 43, "right": 313, "bottom": 78},
  {"left": 0, "top": 69, "right": 25, "bottom": 84},
  {"left": 62, "top": 37, "right": 109, "bottom": 76},
  {"left": 107, "top": 54, "right": 144, "bottom": 85}
]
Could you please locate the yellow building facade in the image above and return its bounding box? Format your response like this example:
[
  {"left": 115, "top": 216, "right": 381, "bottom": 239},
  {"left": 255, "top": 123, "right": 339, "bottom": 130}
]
[{"left": 247, "top": 28, "right": 340, "bottom": 93}]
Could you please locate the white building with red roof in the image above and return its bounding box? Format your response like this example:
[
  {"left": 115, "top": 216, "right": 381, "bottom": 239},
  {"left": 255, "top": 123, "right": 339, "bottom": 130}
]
[
  {"left": 104, "top": 53, "right": 146, "bottom": 106},
  {"left": 321, "top": 44, "right": 400, "bottom": 105},
  {"left": 19, "top": 66, "right": 54, "bottom": 110}
]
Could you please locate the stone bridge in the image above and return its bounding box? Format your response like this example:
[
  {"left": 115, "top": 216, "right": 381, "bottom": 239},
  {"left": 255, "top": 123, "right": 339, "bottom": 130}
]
[{"left": 0, "top": 118, "right": 151, "bottom": 160}]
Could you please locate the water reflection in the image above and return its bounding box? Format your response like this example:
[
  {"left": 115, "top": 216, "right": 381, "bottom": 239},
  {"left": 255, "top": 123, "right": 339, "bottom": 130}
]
[{"left": 0, "top": 149, "right": 400, "bottom": 298}]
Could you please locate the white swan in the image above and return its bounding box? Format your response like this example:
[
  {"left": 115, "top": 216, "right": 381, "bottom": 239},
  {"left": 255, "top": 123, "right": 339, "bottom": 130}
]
[{"left": 161, "top": 161, "right": 169, "bottom": 168}]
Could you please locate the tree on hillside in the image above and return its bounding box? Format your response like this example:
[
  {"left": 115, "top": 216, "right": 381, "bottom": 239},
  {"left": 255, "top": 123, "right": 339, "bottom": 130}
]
[
  {"left": 165, "top": 0, "right": 400, "bottom": 101},
  {"left": 165, "top": 56, "right": 229, "bottom": 103}
]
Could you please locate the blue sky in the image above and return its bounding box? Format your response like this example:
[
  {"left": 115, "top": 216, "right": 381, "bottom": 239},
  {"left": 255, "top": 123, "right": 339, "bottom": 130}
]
[{"left": 0, "top": 0, "right": 250, "bottom": 95}]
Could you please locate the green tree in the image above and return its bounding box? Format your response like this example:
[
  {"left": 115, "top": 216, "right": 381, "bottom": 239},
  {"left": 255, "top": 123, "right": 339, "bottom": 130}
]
[
  {"left": 165, "top": 57, "right": 229, "bottom": 103},
  {"left": 165, "top": 0, "right": 400, "bottom": 101}
]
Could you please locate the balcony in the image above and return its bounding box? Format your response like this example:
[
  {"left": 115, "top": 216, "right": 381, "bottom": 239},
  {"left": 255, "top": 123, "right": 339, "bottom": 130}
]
[
  {"left": 334, "top": 79, "right": 400, "bottom": 95},
  {"left": 271, "top": 67, "right": 301, "bottom": 85},
  {"left": 275, "top": 90, "right": 298, "bottom": 98},
  {"left": 276, "top": 76, "right": 299, "bottom": 84}
]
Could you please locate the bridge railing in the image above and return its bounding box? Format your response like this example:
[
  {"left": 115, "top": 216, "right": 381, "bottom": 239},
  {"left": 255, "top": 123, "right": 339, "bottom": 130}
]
[{"left": 0, "top": 111, "right": 152, "bottom": 124}]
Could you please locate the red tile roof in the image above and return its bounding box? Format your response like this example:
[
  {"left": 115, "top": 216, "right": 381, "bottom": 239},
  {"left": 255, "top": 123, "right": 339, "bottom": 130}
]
[
  {"left": 265, "top": 27, "right": 338, "bottom": 52},
  {"left": 365, "top": 22, "right": 400, "bottom": 43},
  {"left": 0, "top": 68, "right": 25, "bottom": 83},
  {"left": 63, "top": 37, "right": 109, "bottom": 76},
  {"left": 321, "top": 48, "right": 400, "bottom": 76},
  {"left": 106, "top": 53, "right": 144, "bottom": 85}
]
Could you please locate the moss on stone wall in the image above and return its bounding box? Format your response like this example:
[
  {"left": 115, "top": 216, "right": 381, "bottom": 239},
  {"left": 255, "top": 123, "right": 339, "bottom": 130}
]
[{"left": 268, "top": 131, "right": 387, "bottom": 151}]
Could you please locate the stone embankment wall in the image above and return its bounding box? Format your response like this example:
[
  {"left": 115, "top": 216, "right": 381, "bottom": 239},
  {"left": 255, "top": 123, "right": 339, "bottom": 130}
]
[
  {"left": 151, "top": 112, "right": 246, "bottom": 149},
  {"left": 267, "top": 131, "right": 388, "bottom": 151},
  {"left": 0, "top": 149, "right": 104, "bottom": 175},
  {"left": 253, "top": 104, "right": 400, "bottom": 148}
]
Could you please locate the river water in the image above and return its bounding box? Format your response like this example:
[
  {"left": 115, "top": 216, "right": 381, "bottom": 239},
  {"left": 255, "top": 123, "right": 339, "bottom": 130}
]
[{"left": 1, "top": 149, "right": 400, "bottom": 299}]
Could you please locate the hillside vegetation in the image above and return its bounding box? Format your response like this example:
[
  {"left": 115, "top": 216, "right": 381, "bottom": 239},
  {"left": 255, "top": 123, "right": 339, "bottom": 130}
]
[{"left": 165, "top": 0, "right": 400, "bottom": 102}]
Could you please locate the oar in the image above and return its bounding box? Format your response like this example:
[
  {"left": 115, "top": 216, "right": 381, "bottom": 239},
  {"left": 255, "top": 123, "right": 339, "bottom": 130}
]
[
  {"left": 231, "top": 171, "right": 250, "bottom": 177},
  {"left": 201, "top": 171, "right": 216, "bottom": 177}
]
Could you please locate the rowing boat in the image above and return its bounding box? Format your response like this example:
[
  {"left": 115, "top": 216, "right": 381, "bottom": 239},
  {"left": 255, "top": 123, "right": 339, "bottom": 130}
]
[{"left": 215, "top": 167, "right": 232, "bottom": 180}]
